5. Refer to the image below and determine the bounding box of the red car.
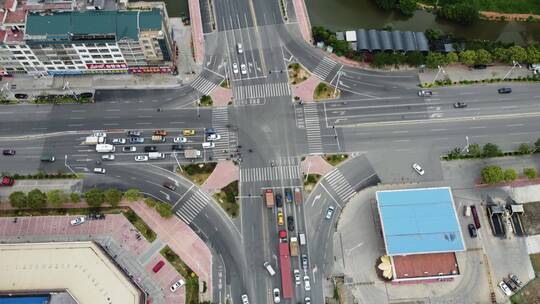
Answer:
[152,260,165,273]
[1,176,14,186]
[279,229,287,240]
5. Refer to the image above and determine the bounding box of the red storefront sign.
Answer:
[86,63,128,70]
[129,66,172,74]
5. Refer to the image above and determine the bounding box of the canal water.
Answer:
[153,0,540,44]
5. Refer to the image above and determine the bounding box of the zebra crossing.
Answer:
[191,76,218,95]
[211,107,231,160]
[175,190,210,224]
[304,103,323,154]
[241,165,300,182]
[325,169,356,202]
[233,82,290,100]
[313,57,338,81]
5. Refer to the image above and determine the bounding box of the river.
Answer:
[150,0,540,44]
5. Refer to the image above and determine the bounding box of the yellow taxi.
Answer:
[277,211,284,226]
[183,129,196,136]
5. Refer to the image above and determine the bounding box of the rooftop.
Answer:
[25,8,162,41]
[376,187,465,256]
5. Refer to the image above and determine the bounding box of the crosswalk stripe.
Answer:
[240,165,300,182]
[191,76,218,95]
[304,104,323,154]
[233,82,290,101]
[175,190,210,224]
[325,169,356,202]
[313,57,338,81]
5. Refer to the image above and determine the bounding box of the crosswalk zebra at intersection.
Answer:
[304,103,323,154]
[191,76,218,95]
[324,169,356,203]
[312,57,339,81]
[175,190,211,225]
[240,165,300,183]
[233,82,290,100]
[211,107,231,160]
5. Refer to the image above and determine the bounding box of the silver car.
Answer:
[325,206,335,219]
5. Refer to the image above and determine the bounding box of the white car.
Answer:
[93,132,107,137]
[241,294,249,304]
[294,269,301,285]
[304,297,311,304]
[233,63,239,74]
[304,275,311,291]
[237,43,243,54]
[418,90,432,97]
[412,163,425,175]
[70,216,86,226]
[173,137,188,143]
[325,206,335,219]
[93,168,106,174]
[498,281,512,296]
[273,288,280,303]
[240,64,247,75]
[101,154,115,161]
[170,279,185,292]
[135,155,149,162]
[202,142,215,149]
[112,138,126,145]
[206,134,221,141]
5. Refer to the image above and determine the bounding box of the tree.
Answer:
[483,143,502,157]
[447,147,462,159]
[518,143,532,155]
[85,188,104,208]
[437,3,479,25]
[492,48,509,63]
[535,138,540,152]
[70,192,81,204]
[445,52,458,64]
[311,26,333,44]
[475,49,492,65]
[459,50,476,66]
[27,189,47,209]
[481,166,504,184]
[508,46,528,63]
[425,52,447,69]
[332,40,350,56]
[503,168,518,182]
[123,189,142,202]
[9,191,27,209]
[47,190,68,208]
[399,0,417,16]
[405,51,425,67]
[156,202,173,218]
[375,0,397,10]
[104,188,122,207]
[527,46,540,64]
[468,143,482,157]
[524,168,537,179]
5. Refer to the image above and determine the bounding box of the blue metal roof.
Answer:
[376,187,465,256]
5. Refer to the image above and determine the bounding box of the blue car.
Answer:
[285,188,293,203]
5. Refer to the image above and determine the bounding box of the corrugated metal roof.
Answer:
[367,29,380,51]
[376,187,466,256]
[356,29,368,51]
[415,32,429,52]
[391,30,403,51]
[402,31,415,52]
[379,31,392,51]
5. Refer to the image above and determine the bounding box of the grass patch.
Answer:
[531,253,540,274]
[179,163,217,185]
[220,78,230,89]
[303,174,321,194]
[213,180,239,218]
[314,82,339,100]
[160,245,200,304]
[288,63,309,85]
[324,154,349,166]
[32,96,93,104]
[199,95,213,107]
[122,209,156,242]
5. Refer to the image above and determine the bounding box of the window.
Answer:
[32,62,39,65]
[82,55,90,58]
[24,50,31,54]
[113,54,122,58]
[13,51,22,54]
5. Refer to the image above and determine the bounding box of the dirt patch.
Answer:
[521,202,540,235]
[288,63,309,85]
[511,275,540,304]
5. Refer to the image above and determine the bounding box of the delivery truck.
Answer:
[148,152,165,159]
[96,144,115,153]
[289,236,299,256]
[265,189,275,208]
[184,149,201,159]
[151,135,166,142]
[84,136,105,145]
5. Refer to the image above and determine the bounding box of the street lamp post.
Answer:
[462,136,470,153]
[503,60,521,80]
[431,65,446,84]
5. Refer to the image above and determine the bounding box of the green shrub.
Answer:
[524,168,537,179]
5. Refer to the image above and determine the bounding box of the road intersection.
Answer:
[1,0,540,303]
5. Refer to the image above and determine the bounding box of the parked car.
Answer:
[272,288,280,303]
[3,149,15,156]
[453,102,467,108]
[418,90,432,97]
[14,93,28,99]
[412,163,425,175]
[163,182,176,191]
[473,64,487,69]
[170,279,185,292]
[112,138,126,144]
[126,130,142,137]
[468,224,477,238]
[40,155,55,162]
[325,206,335,219]
[509,274,522,287]
[183,129,196,136]
[498,87,512,94]
[504,278,518,291]
[1,176,14,186]
[123,146,136,152]
[70,216,86,226]
[144,146,158,152]
[129,137,144,144]
[135,155,149,162]
[152,261,165,273]
[498,281,512,296]
[287,216,295,231]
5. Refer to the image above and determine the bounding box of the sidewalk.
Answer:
[188,0,205,64]
[300,155,334,176]
[291,0,313,44]
[292,75,319,102]
[419,64,534,84]
[170,17,202,79]
[201,160,239,194]
[0,179,83,202]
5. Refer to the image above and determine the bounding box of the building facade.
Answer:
[0,1,174,76]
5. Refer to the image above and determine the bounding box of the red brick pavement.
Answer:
[292,0,313,44]
[188,0,204,63]
[300,155,334,176]
[291,75,319,102]
[201,160,239,194]
[210,86,233,107]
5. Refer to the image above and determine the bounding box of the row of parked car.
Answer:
[498,274,523,296]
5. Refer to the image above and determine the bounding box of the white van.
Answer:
[263,262,276,276]
[148,152,165,159]
[299,233,306,246]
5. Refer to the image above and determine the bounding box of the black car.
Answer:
[77,92,93,99]
[163,182,176,191]
[171,144,184,151]
[3,149,15,156]
[473,64,487,69]
[287,216,295,231]
[144,146,158,152]
[285,188,293,203]
[498,87,512,94]
[468,224,477,238]
[275,194,283,208]
[453,102,467,108]
[205,128,216,135]
[14,93,28,99]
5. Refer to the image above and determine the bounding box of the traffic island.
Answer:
[199,95,213,107]
[288,63,309,85]
[314,82,340,100]
[324,154,349,166]
[178,163,217,186]
[160,245,200,304]
[212,180,239,218]
[303,174,322,194]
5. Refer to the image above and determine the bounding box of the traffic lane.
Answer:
[430,82,540,99]
[252,0,282,26]
[258,26,288,73]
